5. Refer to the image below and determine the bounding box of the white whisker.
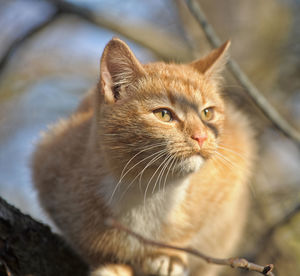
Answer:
[119,142,166,181]
[162,154,177,194]
[108,144,166,203]
[213,151,242,171]
[172,156,179,176]
[119,149,168,202]
[138,149,167,186]
[212,154,232,171]
[217,144,246,161]
[143,152,169,202]
[152,153,173,194]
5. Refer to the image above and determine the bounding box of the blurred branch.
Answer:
[186,0,300,145]
[266,202,300,237]
[106,218,275,276]
[0,10,60,76]
[0,0,192,82]
[249,202,300,260]
[48,0,192,62]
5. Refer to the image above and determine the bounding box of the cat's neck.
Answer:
[101,171,190,223]
[102,173,191,240]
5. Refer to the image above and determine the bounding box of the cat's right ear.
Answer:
[99,38,146,104]
[190,41,230,79]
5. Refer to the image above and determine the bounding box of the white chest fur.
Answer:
[100,174,190,240]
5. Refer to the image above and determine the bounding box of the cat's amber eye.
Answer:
[153,109,173,122]
[201,107,214,121]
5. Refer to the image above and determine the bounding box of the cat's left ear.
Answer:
[190,41,230,78]
[99,38,146,103]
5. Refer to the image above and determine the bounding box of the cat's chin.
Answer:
[177,155,205,175]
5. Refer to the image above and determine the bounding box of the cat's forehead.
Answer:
[142,62,221,106]
[145,62,201,84]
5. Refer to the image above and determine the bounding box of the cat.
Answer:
[32,38,256,276]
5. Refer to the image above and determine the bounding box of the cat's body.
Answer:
[32,38,256,276]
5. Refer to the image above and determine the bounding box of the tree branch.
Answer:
[248,202,300,261]
[185,0,300,145]
[0,197,88,276]
[48,0,192,62]
[0,10,60,76]
[0,195,276,276]
[0,0,192,80]
[105,218,275,276]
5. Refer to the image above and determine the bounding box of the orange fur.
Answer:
[32,38,256,276]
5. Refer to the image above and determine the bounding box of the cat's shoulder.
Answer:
[35,89,94,154]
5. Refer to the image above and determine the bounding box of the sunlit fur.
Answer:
[32,38,256,276]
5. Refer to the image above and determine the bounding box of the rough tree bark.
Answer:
[0,195,275,276]
[0,197,88,276]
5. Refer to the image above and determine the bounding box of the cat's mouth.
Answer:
[194,148,211,160]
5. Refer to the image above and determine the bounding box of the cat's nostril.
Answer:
[191,134,207,147]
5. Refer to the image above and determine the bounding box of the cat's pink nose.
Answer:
[191,133,207,147]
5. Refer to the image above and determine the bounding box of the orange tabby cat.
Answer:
[32,38,256,276]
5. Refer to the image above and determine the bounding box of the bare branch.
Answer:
[105,218,275,276]
[0,196,88,276]
[264,202,300,239]
[249,202,300,260]
[0,0,192,81]
[49,0,192,62]
[0,10,60,76]
[185,0,300,145]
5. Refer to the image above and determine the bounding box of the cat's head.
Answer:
[97,38,229,182]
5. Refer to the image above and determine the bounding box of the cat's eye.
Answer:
[201,107,214,121]
[153,109,173,122]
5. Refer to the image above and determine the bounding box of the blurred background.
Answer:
[0,0,299,275]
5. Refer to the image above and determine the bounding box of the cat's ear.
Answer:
[190,41,230,78]
[99,38,146,103]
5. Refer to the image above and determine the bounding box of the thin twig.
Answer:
[186,0,300,145]
[105,218,275,276]
[0,10,60,76]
